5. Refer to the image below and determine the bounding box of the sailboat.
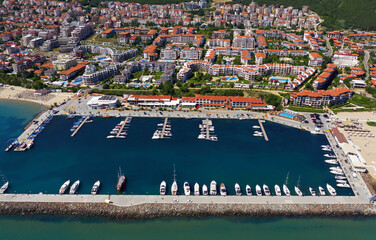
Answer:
[171,164,178,195]
[294,176,303,196]
[283,172,291,196]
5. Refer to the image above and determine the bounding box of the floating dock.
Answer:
[258,119,269,141]
[71,116,90,137]
[202,119,212,140]
[160,117,169,139]
[115,117,129,138]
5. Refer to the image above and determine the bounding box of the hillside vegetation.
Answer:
[232,0,376,31]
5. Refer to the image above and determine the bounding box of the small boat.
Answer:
[294,186,303,196]
[117,168,126,192]
[309,187,316,196]
[326,184,337,196]
[160,181,166,195]
[220,183,227,196]
[59,180,70,194]
[246,185,252,196]
[322,147,332,152]
[194,183,200,196]
[152,131,161,140]
[321,145,330,148]
[335,175,347,180]
[255,184,262,196]
[336,179,347,183]
[330,170,344,175]
[69,180,80,194]
[107,135,115,139]
[184,182,190,195]
[325,159,338,165]
[202,184,208,196]
[116,136,126,139]
[324,154,336,158]
[337,183,350,188]
[330,166,342,171]
[0,182,9,194]
[253,132,263,137]
[283,184,290,196]
[198,134,206,139]
[318,186,326,196]
[235,183,242,196]
[253,125,261,129]
[209,136,218,141]
[91,181,100,195]
[171,181,178,195]
[210,181,217,195]
[274,184,282,196]
[263,184,270,196]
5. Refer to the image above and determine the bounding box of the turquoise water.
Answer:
[0,104,351,196]
[2,99,375,239]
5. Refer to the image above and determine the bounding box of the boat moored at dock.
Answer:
[59,180,70,194]
[117,168,126,192]
[184,182,191,196]
[274,185,281,196]
[220,183,227,196]
[194,183,200,196]
[210,181,217,195]
[202,184,208,196]
[246,185,252,196]
[283,184,291,196]
[295,186,303,196]
[69,180,80,194]
[160,181,166,195]
[263,184,270,196]
[255,184,262,196]
[235,183,242,196]
[0,182,9,194]
[91,181,100,195]
[327,184,337,196]
[319,186,326,196]
[309,187,316,196]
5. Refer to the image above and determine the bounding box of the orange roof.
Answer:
[255,52,266,58]
[310,52,322,59]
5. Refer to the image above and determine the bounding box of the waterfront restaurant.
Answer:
[123,94,180,107]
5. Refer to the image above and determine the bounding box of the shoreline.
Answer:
[1,202,376,219]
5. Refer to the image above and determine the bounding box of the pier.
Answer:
[258,119,269,141]
[115,117,129,138]
[71,116,89,137]
[160,117,169,139]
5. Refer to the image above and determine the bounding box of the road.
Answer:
[364,50,370,80]
[324,35,333,57]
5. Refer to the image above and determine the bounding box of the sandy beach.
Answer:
[336,112,376,181]
[0,85,73,107]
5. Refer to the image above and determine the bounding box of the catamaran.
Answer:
[202,184,208,196]
[210,180,217,195]
[327,184,337,196]
[91,181,100,195]
[160,181,166,195]
[59,180,70,194]
[69,180,80,194]
[274,184,282,196]
[263,184,271,196]
[184,182,191,195]
[246,185,252,196]
[194,183,200,196]
[255,184,262,196]
[235,183,242,196]
[220,183,227,196]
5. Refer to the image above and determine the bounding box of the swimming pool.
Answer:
[97,57,107,61]
[270,77,289,82]
[280,112,294,119]
[225,76,238,81]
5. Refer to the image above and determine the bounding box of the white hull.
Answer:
[274,185,282,196]
[184,182,190,196]
[295,186,303,196]
[256,185,262,196]
[202,184,208,196]
[91,181,100,195]
[309,187,316,196]
[210,181,217,195]
[318,186,326,196]
[283,184,291,196]
[220,184,227,196]
[171,181,178,195]
[337,183,350,188]
[246,185,252,196]
[0,182,9,194]
[235,183,242,196]
[326,184,337,196]
[69,180,80,194]
[194,183,200,196]
[59,180,70,194]
[160,181,166,195]
[263,184,270,196]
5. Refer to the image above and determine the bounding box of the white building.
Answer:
[87,95,119,109]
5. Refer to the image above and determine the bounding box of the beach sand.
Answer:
[0,85,73,107]
[336,112,376,180]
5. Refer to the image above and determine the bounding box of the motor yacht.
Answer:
[263,184,271,196]
[235,183,242,196]
[202,184,208,196]
[274,184,282,196]
[160,181,166,195]
[91,181,100,195]
[326,184,337,196]
[318,186,326,196]
[246,185,252,196]
[255,184,262,196]
[194,183,200,196]
[184,182,191,195]
[220,183,227,196]
[210,181,217,195]
[309,187,316,196]
[59,180,70,194]
[69,180,80,194]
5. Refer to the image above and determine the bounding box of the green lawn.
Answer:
[287,106,327,113]
[367,122,376,127]
[348,93,376,109]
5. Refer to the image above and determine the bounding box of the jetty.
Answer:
[71,116,89,137]
[203,118,212,140]
[160,117,169,139]
[115,117,129,138]
[258,119,269,141]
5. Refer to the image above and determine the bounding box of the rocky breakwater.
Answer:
[1,202,376,219]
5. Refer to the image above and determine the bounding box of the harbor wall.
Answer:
[1,202,376,219]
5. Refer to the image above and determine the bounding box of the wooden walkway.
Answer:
[115,117,129,138]
[160,118,168,139]
[71,116,89,137]
[258,119,269,141]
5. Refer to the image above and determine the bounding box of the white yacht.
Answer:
[274,185,282,196]
[198,134,206,139]
[283,184,291,196]
[235,183,242,196]
[255,184,262,196]
[326,184,337,196]
[194,183,200,196]
[253,125,261,129]
[322,147,332,152]
[220,183,227,196]
[335,175,347,180]
[336,179,347,184]
[330,170,344,175]
[91,181,100,195]
[59,180,70,194]
[0,182,9,194]
[337,183,350,188]
[330,166,342,171]
[246,185,252,196]
[171,180,178,195]
[325,159,338,165]
[160,181,166,195]
[202,184,208,196]
[69,180,80,194]
[209,136,218,141]
[294,186,303,196]
[263,184,271,196]
[210,181,217,195]
[324,154,336,158]
[309,187,316,196]
[184,182,191,195]
[321,145,331,148]
[318,186,326,196]
[106,135,115,139]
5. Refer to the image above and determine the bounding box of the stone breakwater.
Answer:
[1,202,376,219]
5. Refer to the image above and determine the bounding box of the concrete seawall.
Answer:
[1,202,376,219]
